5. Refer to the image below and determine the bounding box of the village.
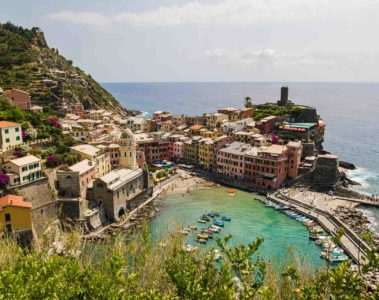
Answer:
[0,86,361,245]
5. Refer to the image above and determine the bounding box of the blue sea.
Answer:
[103,82,379,231]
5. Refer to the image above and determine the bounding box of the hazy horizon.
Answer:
[2,0,379,83]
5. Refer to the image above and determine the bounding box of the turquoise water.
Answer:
[150,186,326,268]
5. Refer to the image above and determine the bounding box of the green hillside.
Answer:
[0,22,137,116]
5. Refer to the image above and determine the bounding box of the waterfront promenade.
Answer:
[268,192,370,265]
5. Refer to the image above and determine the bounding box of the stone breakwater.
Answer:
[333,206,379,247]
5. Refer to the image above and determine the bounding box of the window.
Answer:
[5,213,11,222]
[15,127,19,132]
[4,129,9,134]
[5,138,10,143]
[16,136,20,141]
[22,166,28,172]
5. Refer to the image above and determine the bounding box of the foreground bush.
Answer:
[0,225,378,299]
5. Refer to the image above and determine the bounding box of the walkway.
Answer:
[268,193,369,265]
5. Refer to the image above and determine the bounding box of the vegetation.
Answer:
[0,22,133,115]
[254,104,305,121]
[0,225,378,299]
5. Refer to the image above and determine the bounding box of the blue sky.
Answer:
[1,0,379,82]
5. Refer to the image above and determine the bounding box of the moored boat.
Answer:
[222,215,231,221]
[213,219,224,227]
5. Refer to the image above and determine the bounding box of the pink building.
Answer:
[67,159,95,199]
[108,143,121,169]
[217,142,252,179]
[170,141,184,160]
[4,88,31,110]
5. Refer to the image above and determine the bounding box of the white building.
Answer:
[0,121,23,151]
[4,155,41,186]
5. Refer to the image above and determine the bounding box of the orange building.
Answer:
[0,194,32,235]
[4,88,32,110]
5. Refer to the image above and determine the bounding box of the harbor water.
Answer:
[150,186,326,268]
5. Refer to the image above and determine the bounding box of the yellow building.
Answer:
[200,129,219,139]
[198,138,214,170]
[0,194,32,235]
[184,137,201,164]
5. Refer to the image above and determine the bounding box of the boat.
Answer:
[222,215,231,221]
[265,201,275,208]
[207,212,215,218]
[210,225,221,232]
[208,227,220,233]
[309,226,324,234]
[201,215,211,222]
[213,220,224,227]
[328,253,349,263]
[304,220,316,227]
[196,238,207,244]
[189,225,197,230]
[197,233,209,240]
[278,205,289,211]
[197,219,207,223]
[212,211,220,217]
[288,213,301,219]
[309,232,324,240]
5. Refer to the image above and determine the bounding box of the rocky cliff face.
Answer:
[0,22,138,116]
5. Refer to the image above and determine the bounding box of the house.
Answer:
[256,116,278,134]
[221,118,254,134]
[0,121,23,151]
[217,142,252,179]
[70,144,111,178]
[4,155,42,186]
[0,194,32,235]
[91,168,146,221]
[4,88,31,110]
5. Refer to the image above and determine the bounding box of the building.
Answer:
[221,118,254,134]
[109,144,121,169]
[4,88,31,110]
[198,138,214,171]
[4,155,42,186]
[287,141,302,178]
[0,121,23,151]
[135,133,170,163]
[170,141,184,160]
[217,142,252,179]
[91,168,145,221]
[126,117,146,132]
[183,136,201,165]
[119,129,137,169]
[57,159,95,199]
[0,194,32,235]
[70,144,111,178]
[245,145,289,190]
[205,113,228,129]
[256,116,278,134]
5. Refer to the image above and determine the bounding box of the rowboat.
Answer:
[222,215,231,221]
[213,220,224,227]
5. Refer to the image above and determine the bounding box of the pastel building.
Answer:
[70,144,111,178]
[256,116,278,134]
[0,195,32,235]
[119,128,137,169]
[109,144,121,169]
[217,142,252,179]
[205,113,228,129]
[0,121,23,151]
[4,155,42,186]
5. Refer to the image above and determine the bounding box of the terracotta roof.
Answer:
[0,194,32,211]
[5,88,30,95]
[190,124,202,130]
[0,121,19,128]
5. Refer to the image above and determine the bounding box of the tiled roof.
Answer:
[9,155,40,166]
[0,194,32,211]
[0,121,19,128]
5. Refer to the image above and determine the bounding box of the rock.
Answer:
[339,161,356,170]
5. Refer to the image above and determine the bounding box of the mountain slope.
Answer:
[0,22,137,116]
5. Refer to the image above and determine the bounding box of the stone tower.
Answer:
[119,128,137,169]
[277,86,289,106]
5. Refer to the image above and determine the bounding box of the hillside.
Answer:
[0,22,137,116]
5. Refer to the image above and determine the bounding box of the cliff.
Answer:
[0,22,137,116]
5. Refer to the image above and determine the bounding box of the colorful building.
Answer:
[119,128,137,169]
[217,142,252,179]
[0,194,32,235]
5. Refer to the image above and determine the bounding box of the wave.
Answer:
[358,207,379,234]
[347,167,379,195]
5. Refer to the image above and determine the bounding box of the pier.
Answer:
[268,192,371,265]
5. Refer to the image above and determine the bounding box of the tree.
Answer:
[244,97,253,108]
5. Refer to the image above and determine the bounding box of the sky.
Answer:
[1,0,379,82]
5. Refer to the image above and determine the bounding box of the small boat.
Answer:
[309,226,323,234]
[201,215,210,222]
[208,227,220,233]
[212,211,220,217]
[207,212,215,218]
[210,225,221,232]
[197,233,209,240]
[196,238,207,244]
[222,215,231,222]
[213,220,224,227]
[289,213,300,219]
[265,201,275,208]
[329,253,349,263]
[304,220,316,227]
[189,225,197,230]
[197,219,207,224]
[278,205,289,211]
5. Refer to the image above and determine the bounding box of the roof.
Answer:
[287,141,302,148]
[69,159,94,175]
[9,155,40,166]
[100,168,143,191]
[0,195,32,211]
[261,144,287,155]
[5,88,30,95]
[285,123,317,129]
[219,141,253,155]
[0,121,19,128]
[71,144,100,157]
[190,124,203,130]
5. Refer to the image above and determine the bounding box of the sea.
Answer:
[103,82,379,234]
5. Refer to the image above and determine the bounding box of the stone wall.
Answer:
[311,154,340,189]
